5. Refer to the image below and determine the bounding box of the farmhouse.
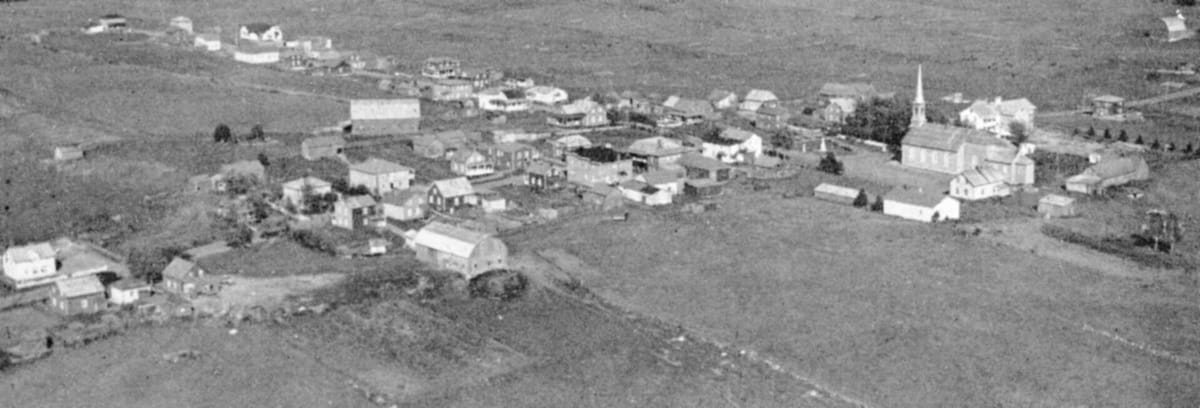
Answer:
[301,135,345,160]
[627,136,692,172]
[548,99,609,128]
[107,278,151,306]
[233,44,281,65]
[566,146,635,185]
[900,123,1034,185]
[422,57,461,79]
[949,167,1011,201]
[525,161,567,191]
[678,153,732,182]
[525,86,569,106]
[549,135,593,158]
[350,99,421,136]
[1038,194,1077,218]
[823,97,857,124]
[738,89,779,113]
[813,183,864,205]
[707,89,739,110]
[380,186,428,221]
[411,222,508,280]
[1162,10,1194,42]
[449,149,495,178]
[238,22,283,45]
[618,180,672,206]
[1065,156,1150,194]
[349,158,414,195]
[636,169,684,196]
[484,142,541,170]
[429,177,477,213]
[883,186,960,222]
[958,97,1037,137]
[161,257,221,298]
[332,195,380,230]
[426,79,474,102]
[1,243,56,289]
[700,127,763,163]
[49,275,106,315]
[281,176,332,207]
[477,88,531,112]
[662,96,715,124]
[193,32,221,51]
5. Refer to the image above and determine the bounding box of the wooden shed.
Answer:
[1037,194,1077,218]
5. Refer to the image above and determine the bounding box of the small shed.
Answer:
[108,278,151,305]
[813,183,862,205]
[301,135,346,160]
[53,145,84,161]
[1162,10,1194,43]
[1037,194,1077,218]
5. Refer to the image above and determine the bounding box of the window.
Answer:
[81,299,89,309]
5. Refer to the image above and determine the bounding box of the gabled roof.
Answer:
[1084,156,1150,180]
[281,176,331,191]
[162,257,201,280]
[490,142,536,153]
[997,98,1036,115]
[350,99,420,120]
[1093,95,1125,103]
[432,177,474,198]
[241,22,277,34]
[558,98,603,115]
[380,186,428,206]
[639,169,683,186]
[412,222,496,259]
[678,153,731,171]
[350,158,413,175]
[1163,15,1188,32]
[526,86,567,98]
[885,186,952,208]
[718,127,760,143]
[965,100,999,118]
[902,123,997,152]
[450,149,485,164]
[341,195,377,209]
[619,180,660,195]
[54,275,104,298]
[744,89,778,102]
[954,167,1006,187]
[827,97,857,113]
[4,242,55,263]
[109,277,150,291]
[552,135,592,148]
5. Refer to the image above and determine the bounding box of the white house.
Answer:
[238,22,283,45]
[618,180,673,206]
[281,176,332,207]
[450,149,495,177]
[476,88,531,112]
[193,32,221,51]
[949,167,1011,201]
[738,89,778,113]
[107,278,151,305]
[1,243,57,289]
[700,127,763,163]
[233,44,281,64]
[349,158,414,195]
[169,16,193,33]
[380,186,428,221]
[883,186,960,222]
[525,86,568,106]
[957,97,1037,137]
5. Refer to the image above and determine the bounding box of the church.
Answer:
[900,66,1035,186]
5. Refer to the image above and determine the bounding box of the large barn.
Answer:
[411,222,508,280]
[350,99,421,136]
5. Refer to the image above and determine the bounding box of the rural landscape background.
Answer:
[0,0,1198,407]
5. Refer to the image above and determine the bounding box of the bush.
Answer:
[817,152,843,175]
[870,195,884,212]
[468,270,529,301]
[290,229,337,255]
[852,189,869,208]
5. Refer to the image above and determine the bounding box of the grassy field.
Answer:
[505,188,1200,407]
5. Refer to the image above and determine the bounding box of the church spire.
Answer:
[911,65,927,128]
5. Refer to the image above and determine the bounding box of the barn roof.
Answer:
[902,123,999,152]
[432,177,474,198]
[412,222,495,259]
[350,99,420,120]
[350,158,412,175]
[55,275,104,298]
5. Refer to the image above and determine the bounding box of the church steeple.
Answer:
[911,65,927,128]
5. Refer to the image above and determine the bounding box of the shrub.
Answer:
[852,189,869,208]
[1135,135,1144,145]
[213,124,232,143]
[870,195,884,212]
[817,152,843,175]
[290,229,336,255]
[468,270,529,301]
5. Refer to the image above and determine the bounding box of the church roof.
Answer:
[903,124,993,151]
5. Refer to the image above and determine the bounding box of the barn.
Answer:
[1037,194,1077,218]
[411,222,508,280]
[350,99,421,136]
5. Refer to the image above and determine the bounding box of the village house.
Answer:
[477,88,531,112]
[813,183,865,206]
[1038,194,1077,218]
[883,186,961,222]
[52,145,83,161]
[949,166,1011,201]
[380,186,428,221]
[618,180,672,206]
[281,176,332,207]
[525,160,567,191]
[301,135,345,160]
[1065,156,1150,194]
[823,97,858,124]
[900,123,1034,185]
[332,195,380,230]
[284,35,333,54]
[738,89,779,113]
[233,44,281,64]
[754,105,792,129]
[958,97,1037,137]
[581,184,626,211]
[662,96,715,124]
[548,98,609,128]
[526,86,569,106]
[636,169,684,196]
[411,222,508,280]
[426,79,474,102]
[485,142,541,170]
[1091,95,1128,120]
[678,153,732,182]
[627,136,692,172]
[349,158,414,195]
[700,127,764,164]
[422,57,461,79]
[48,275,106,315]
[429,177,477,213]
[107,278,151,306]
[161,257,221,298]
[238,22,283,45]
[450,149,496,178]
[1162,10,1194,42]
[194,32,221,51]
[566,146,635,185]
[549,135,593,159]
[349,99,421,136]
[707,89,739,110]
[1,243,56,289]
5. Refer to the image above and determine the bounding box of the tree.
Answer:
[841,97,912,156]
[1177,0,1196,7]
[213,124,232,143]
[852,190,869,208]
[1086,126,1096,138]
[1103,128,1112,140]
[1135,135,1145,145]
[770,132,794,150]
[257,152,270,167]
[1151,139,1162,150]
[250,124,265,141]
[870,195,884,212]
[223,174,259,196]
[1185,143,1194,154]
[127,245,186,283]
[1008,122,1028,145]
[1117,131,1128,142]
[817,152,844,175]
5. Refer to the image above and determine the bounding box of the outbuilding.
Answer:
[813,183,864,205]
[411,222,508,280]
[350,99,421,136]
[301,135,345,160]
[108,278,151,305]
[1037,194,1077,218]
[49,275,106,315]
[883,186,960,222]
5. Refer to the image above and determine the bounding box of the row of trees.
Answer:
[213,124,266,144]
[1075,126,1195,153]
